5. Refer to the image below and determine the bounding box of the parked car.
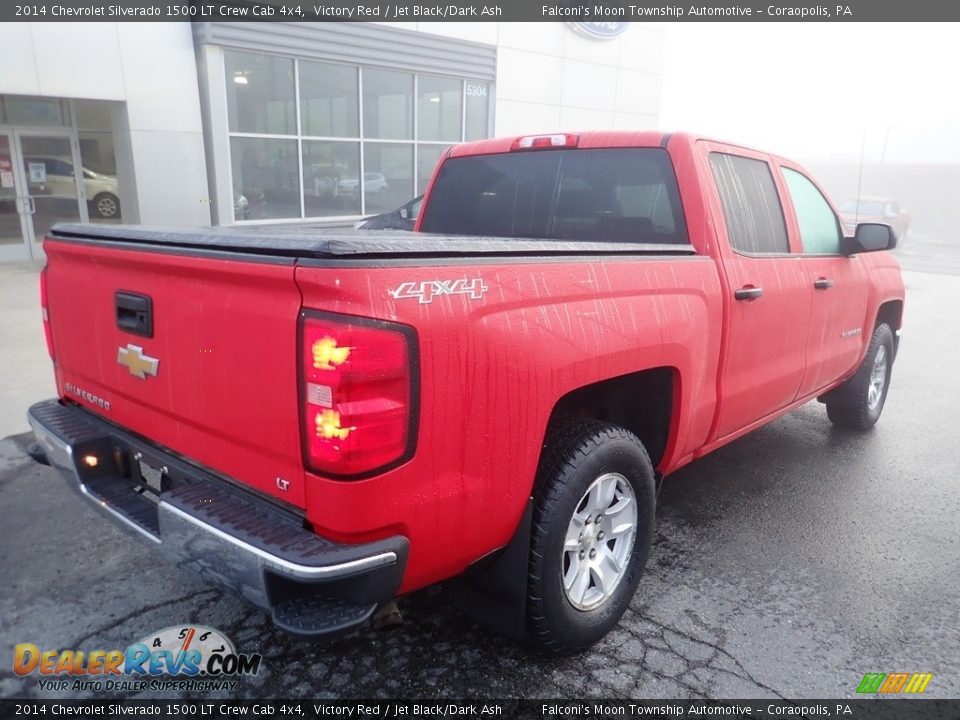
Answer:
[838,196,910,240]
[356,195,423,231]
[337,172,388,197]
[30,131,903,654]
[24,155,120,219]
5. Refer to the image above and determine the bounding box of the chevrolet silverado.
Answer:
[29,131,904,654]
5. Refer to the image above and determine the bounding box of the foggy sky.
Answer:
[660,23,960,165]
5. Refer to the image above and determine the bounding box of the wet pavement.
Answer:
[1,264,958,701]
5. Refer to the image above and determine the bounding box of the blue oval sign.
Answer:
[569,21,630,40]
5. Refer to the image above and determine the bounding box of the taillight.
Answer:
[300,311,417,478]
[40,265,55,360]
[510,133,579,151]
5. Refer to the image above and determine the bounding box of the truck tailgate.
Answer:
[43,238,307,508]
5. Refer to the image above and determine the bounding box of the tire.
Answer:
[527,418,656,655]
[94,192,120,219]
[826,323,895,431]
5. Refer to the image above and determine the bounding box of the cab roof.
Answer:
[445,131,790,162]
[446,130,672,158]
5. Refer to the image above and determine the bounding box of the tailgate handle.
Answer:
[116,292,153,338]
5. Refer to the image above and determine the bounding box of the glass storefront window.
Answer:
[73,99,114,132]
[364,143,413,214]
[1,136,20,246]
[417,145,449,195]
[73,100,123,224]
[300,61,359,138]
[465,81,490,142]
[230,137,299,220]
[418,76,462,143]
[19,136,82,242]
[223,53,492,222]
[363,69,413,140]
[303,140,361,217]
[225,51,295,135]
[4,96,67,126]
[79,132,122,222]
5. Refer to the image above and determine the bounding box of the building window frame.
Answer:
[220,48,494,226]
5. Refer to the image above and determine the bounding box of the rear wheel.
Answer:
[527,419,655,654]
[826,323,895,430]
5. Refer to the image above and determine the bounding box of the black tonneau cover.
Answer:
[51,223,696,260]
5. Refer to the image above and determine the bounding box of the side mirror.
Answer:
[842,223,897,255]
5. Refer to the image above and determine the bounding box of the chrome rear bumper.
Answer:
[28,399,407,638]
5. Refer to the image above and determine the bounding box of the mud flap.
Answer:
[451,499,532,640]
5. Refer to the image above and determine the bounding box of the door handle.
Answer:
[734,286,764,301]
[814,277,834,290]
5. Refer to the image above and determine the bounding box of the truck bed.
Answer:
[51,223,696,261]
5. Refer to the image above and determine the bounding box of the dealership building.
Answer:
[0,21,665,263]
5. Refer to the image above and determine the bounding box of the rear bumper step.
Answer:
[28,399,407,639]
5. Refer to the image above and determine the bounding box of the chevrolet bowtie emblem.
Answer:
[117,344,159,380]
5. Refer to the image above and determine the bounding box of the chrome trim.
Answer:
[28,413,73,470]
[158,501,397,580]
[27,411,162,545]
[28,402,400,618]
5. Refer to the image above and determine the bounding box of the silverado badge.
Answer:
[117,344,159,380]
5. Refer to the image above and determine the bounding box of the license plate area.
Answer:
[133,454,169,504]
[102,438,203,506]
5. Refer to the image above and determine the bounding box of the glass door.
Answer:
[17,131,87,258]
[0,132,32,261]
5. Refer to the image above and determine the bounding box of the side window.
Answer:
[31,158,71,177]
[782,168,842,254]
[709,153,789,254]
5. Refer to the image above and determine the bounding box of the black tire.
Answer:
[825,323,895,431]
[527,418,656,655]
[94,192,120,219]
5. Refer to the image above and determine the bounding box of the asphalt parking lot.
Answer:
[1,247,958,701]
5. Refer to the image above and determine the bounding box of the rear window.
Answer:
[419,148,688,244]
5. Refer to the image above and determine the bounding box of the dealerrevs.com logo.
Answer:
[14,625,262,693]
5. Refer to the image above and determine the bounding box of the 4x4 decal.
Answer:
[390,279,489,304]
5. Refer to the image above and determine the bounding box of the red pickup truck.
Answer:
[29,132,904,654]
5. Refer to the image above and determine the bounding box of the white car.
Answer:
[25,155,120,219]
[337,172,389,196]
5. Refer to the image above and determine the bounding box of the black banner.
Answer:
[1,700,959,720]
[4,0,960,22]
